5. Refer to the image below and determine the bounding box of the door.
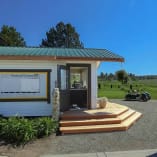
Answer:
[57,65,70,111]
[67,64,91,109]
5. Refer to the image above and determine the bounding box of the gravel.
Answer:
[47,99,157,154]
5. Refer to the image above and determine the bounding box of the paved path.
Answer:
[40,149,157,157]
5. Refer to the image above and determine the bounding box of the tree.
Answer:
[129,73,136,81]
[100,72,105,80]
[41,22,84,48]
[115,70,128,84]
[0,25,26,46]
[108,73,114,81]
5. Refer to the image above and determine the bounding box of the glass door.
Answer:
[57,65,70,111]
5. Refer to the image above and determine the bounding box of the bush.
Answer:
[0,117,7,137]
[33,117,58,138]
[0,117,58,145]
[1,117,36,145]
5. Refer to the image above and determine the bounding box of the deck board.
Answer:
[59,102,142,134]
[60,109,136,127]
[122,112,142,128]
[60,103,129,120]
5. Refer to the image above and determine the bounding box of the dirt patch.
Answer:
[0,134,56,157]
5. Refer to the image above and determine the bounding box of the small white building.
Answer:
[0,47,124,116]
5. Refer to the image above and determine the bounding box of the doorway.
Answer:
[68,64,91,109]
[58,64,91,111]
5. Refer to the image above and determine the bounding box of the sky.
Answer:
[0,0,157,75]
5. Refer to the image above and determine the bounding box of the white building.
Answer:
[0,47,124,116]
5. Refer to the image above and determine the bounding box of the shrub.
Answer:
[0,117,7,137]
[1,117,36,145]
[32,117,58,138]
[0,117,58,145]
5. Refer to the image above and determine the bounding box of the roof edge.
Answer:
[0,55,124,62]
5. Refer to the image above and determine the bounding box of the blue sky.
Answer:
[0,0,157,75]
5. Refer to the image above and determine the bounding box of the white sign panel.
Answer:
[0,71,48,100]
[0,74,40,93]
[20,78,40,92]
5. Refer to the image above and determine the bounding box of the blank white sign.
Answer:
[0,74,40,93]
[20,78,40,92]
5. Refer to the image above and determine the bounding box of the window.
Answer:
[60,69,67,90]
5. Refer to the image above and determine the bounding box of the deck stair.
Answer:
[59,103,142,134]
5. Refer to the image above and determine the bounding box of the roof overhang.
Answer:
[0,47,125,62]
[0,55,124,62]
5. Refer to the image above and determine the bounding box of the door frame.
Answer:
[67,63,91,109]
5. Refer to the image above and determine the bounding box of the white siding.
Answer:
[0,60,98,116]
[0,102,52,116]
[0,60,58,116]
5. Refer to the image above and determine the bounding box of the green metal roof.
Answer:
[0,47,124,62]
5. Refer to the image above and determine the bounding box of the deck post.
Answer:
[52,88,60,120]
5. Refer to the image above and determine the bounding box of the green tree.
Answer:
[108,73,114,81]
[129,73,137,81]
[41,22,84,48]
[115,70,128,84]
[100,72,105,80]
[0,25,26,46]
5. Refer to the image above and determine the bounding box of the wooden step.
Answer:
[60,109,136,127]
[122,112,142,129]
[60,123,124,134]
[60,118,121,127]
[60,112,142,134]
[60,108,129,120]
[118,109,136,121]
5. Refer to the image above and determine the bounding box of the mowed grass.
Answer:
[98,79,157,99]
[98,84,126,99]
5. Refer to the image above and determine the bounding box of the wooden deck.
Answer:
[60,103,129,120]
[59,102,142,134]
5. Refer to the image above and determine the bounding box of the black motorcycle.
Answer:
[125,91,151,102]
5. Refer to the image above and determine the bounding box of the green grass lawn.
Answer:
[98,79,157,99]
